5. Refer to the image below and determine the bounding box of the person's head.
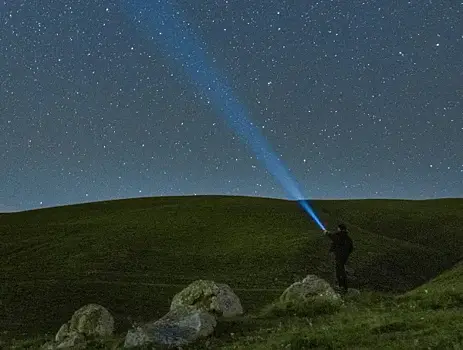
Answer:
[337,224,347,232]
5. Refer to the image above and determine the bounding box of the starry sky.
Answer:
[1,1,462,212]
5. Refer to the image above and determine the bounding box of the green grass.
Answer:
[0,195,462,348]
[212,263,463,349]
[398,261,463,310]
[260,297,342,319]
[217,307,463,350]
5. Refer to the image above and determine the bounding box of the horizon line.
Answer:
[2,193,462,213]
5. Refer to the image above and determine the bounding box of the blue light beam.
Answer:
[122,1,326,231]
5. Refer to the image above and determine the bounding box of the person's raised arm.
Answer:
[323,230,335,240]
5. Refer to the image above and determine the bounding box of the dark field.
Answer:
[1,196,462,348]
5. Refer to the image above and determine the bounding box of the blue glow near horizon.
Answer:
[122,1,326,231]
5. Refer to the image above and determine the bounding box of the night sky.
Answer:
[1,1,462,212]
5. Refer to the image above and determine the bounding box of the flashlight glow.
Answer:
[122,1,325,231]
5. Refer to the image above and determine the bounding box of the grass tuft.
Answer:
[261,298,341,319]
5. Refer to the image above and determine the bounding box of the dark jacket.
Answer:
[327,230,353,261]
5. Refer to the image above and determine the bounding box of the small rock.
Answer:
[45,304,114,349]
[69,303,114,338]
[345,288,361,298]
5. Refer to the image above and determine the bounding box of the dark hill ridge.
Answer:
[0,195,462,337]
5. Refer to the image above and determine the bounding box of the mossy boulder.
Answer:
[124,305,216,348]
[42,304,114,349]
[170,280,243,317]
[281,275,341,303]
[68,303,114,338]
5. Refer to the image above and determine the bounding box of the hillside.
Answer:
[209,261,463,349]
[1,195,462,343]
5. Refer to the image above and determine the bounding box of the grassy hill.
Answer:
[210,261,463,349]
[0,195,462,347]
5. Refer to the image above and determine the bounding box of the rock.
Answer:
[124,326,151,348]
[68,303,114,338]
[55,323,69,343]
[56,332,86,349]
[41,342,57,350]
[42,332,87,350]
[44,304,113,349]
[124,305,217,348]
[280,274,341,303]
[345,288,361,298]
[170,280,243,317]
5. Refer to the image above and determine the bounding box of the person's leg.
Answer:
[331,252,337,286]
[335,258,348,292]
[335,259,342,287]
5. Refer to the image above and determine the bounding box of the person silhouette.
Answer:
[323,224,354,294]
